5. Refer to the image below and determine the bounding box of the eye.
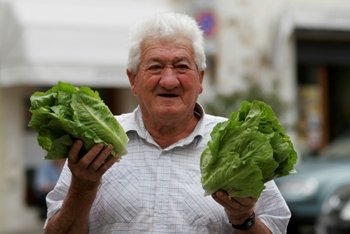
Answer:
[147,65,163,74]
[149,65,162,70]
[175,64,190,73]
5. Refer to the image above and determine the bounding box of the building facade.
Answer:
[1,0,350,231]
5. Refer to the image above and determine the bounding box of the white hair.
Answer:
[126,12,206,74]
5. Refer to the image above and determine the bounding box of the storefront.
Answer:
[272,9,350,156]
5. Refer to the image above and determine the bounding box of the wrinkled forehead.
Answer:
[140,39,195,66]
[141,35,192,49]
[140,37,194,57]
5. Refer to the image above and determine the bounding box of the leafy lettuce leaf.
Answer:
[200,100,298,198]
[28,81,129,160]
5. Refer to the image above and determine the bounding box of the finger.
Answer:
[80,143,104,167]
[213,191,242,210]
[212,191,231,208]
[218,190,241,205]
[234,196,257,206]
[212,194,227,207]
[88,144,114,171]
[98,154,119,174]
[68,140,84,164]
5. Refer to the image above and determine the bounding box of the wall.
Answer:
[0,87,41,232]
[215,0,350,94]
[210,0,350,151]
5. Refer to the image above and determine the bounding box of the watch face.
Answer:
[246,219,254,228]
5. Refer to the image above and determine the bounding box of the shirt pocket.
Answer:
[90,167,140,225]
[182,170,233,234]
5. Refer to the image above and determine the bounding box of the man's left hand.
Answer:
[212,190,257,225]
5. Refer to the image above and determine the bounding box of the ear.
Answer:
[127,69,137,96]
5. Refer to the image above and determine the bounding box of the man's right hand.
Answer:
[44,140,118,234]
[68,140,118,191]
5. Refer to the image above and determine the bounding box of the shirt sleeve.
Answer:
[43,162,71,228]
[255,180,291,234]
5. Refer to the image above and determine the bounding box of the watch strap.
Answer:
[230,212,255,230]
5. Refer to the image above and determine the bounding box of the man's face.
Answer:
[127,38,204,121]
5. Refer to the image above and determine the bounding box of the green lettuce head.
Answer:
[28,81,129,160]
[200,100,298,198]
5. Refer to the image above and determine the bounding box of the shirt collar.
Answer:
[123,103,207,148]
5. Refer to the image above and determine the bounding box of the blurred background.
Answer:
[1,0,350,233]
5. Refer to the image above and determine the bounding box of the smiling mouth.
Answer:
[159,94,178,98]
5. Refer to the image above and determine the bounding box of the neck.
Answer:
[144,113,200,149]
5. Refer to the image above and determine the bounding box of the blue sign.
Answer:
[196,11,216,38]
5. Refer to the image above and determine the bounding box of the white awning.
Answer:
[0,0,172,87]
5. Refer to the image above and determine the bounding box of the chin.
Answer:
[156,107,183,118]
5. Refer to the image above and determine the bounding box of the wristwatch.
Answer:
[230,212,255,230]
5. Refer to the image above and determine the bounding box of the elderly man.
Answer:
[44,12,290,234]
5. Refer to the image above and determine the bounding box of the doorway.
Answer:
[296,30,350,155]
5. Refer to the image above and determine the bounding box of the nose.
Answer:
[159,67,180,89]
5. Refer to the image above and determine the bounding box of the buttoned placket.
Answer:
[152,150,172,233]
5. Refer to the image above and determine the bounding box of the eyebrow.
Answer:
[147,57,192,64]
[174,57,192,64]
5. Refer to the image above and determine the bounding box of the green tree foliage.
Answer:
[204,78,288,119]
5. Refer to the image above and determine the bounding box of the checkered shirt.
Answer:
[45,104,291,234]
